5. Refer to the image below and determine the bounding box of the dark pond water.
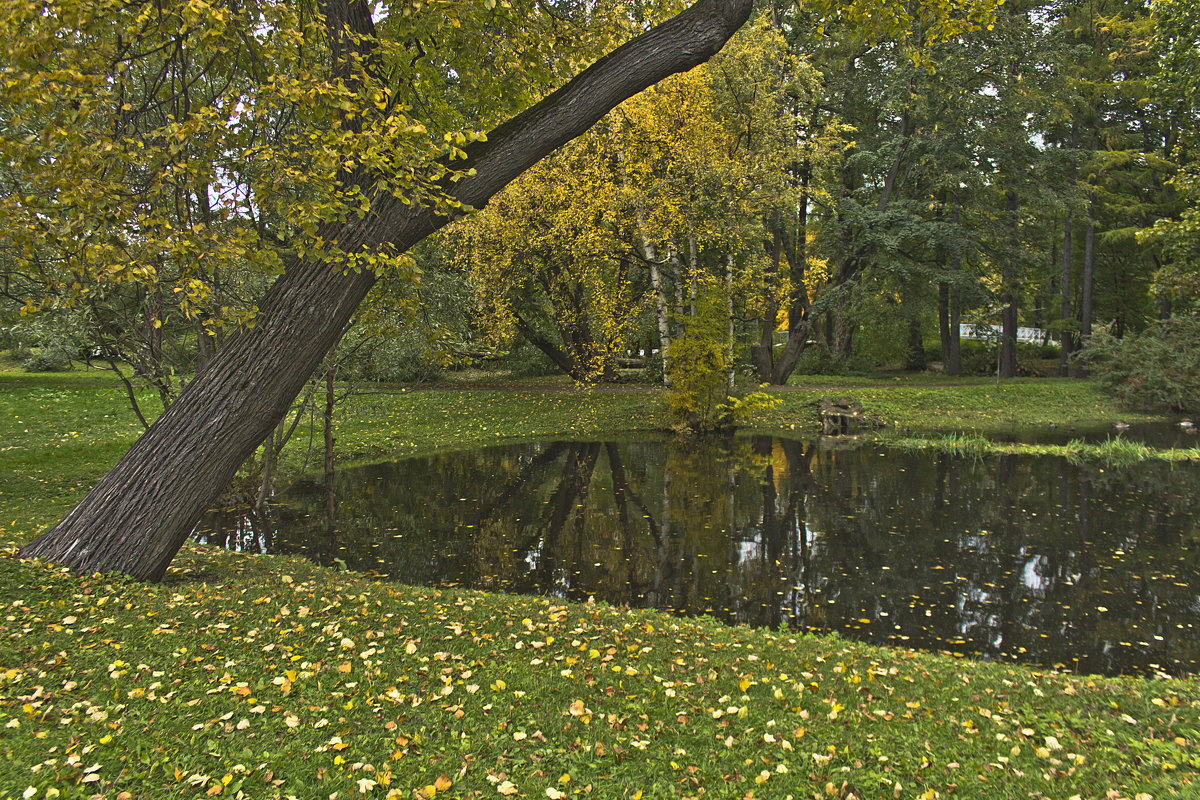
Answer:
[196,436,1200,677]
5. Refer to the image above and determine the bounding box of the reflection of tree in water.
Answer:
[194,509,276,555]
[797,448,1200,675]
[195,436,1200,675]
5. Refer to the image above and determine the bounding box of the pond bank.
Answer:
[329,376,1174,465]
[0,371,1177,533]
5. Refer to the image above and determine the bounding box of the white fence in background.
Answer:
[959,324,1057,346]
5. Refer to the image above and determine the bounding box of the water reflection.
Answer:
[196,437,1200,676]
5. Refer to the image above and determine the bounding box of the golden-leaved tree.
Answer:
[449,122,637,382]
[454,19,824,388]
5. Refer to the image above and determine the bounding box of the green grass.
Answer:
[766,377,1165,434]
[328,387,662,463]
[892,432,1200,467]
[0,372,153,531]
[3,368,1198,798]
[2,545,1198,800]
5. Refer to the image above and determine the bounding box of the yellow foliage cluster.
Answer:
[0,0,633,336]
[449,18,845,382]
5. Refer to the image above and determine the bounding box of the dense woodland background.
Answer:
[3,0,1199,404]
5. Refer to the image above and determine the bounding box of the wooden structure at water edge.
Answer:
[818,397,883,435]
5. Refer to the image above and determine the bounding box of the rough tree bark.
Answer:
[20,0,754,580]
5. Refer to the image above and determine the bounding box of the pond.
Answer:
[196,435,1200,677]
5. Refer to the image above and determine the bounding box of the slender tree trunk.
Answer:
[622,136,674,382]
[688,231,699,318]
[1076,188,1096,376]
[768,168,813,385]
[636,210,673,383]
[196,320,217,375]
[948,283,961,377]
[138,287,164,382]
[937,197,961,376]
[1080,192,1096,340]
[20,0,754,580]
[725,252,735,390]
[905,316,924,371]
[667,235,685,319]
[752,228,782,382]
[1058,209,1073,376]
[832,305,855,358]
[999,190,1019,379]
[254,419,284,514]
[829,58,860,360]
[789,163,810,334]
[938,282,951,367]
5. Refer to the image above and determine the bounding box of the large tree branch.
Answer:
[343,0,755,250]
[20,0,754,580]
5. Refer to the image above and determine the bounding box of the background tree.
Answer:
[450,120,636,382]
[1138,0,1200,311]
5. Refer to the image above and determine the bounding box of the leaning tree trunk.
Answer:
[20,0,754,580]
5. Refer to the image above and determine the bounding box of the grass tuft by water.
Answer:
[892,432,1200,467]
[893,431,993,460]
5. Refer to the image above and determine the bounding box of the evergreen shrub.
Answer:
[1081,315,1200,413]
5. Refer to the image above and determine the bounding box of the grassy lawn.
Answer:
[0,372,154,532]
[2,545,1198,800]
[770,376,1167,433]
[1,367,1197,799]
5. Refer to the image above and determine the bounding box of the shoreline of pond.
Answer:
[198,434,1200,678]
[1,370,1184,534]
[317,376,1184,469]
